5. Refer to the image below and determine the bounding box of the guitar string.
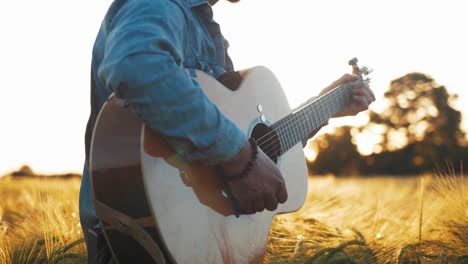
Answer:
[257,77,366,151]
[256,85,347,156]
[258,79,361,157]
[254,83,344,147]
[253,79,358,147]
[258,86,350,157]
[262,85,352,156]
[256,83,353,157]
[257,77,369,158]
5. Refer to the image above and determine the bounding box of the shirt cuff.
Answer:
[198,121,246,165]
[167,118,246,166]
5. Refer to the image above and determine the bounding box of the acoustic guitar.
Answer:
[89,59,371,263]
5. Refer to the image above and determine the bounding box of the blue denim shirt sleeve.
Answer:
[97,0,245,165]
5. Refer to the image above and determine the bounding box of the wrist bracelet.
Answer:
[216,138,259,182]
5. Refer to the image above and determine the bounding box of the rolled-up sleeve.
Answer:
[97,0,245,165]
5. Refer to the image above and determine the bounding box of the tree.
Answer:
[308,73,467,176]
[366,73,465,171]
[367,73,465,152]
[308,126,363,176]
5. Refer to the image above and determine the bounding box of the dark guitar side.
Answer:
[89,97,170,263]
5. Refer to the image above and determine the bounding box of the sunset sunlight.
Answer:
[1,0,467,263]
[1,0,468,174]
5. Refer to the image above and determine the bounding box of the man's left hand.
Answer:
[319,74,375,118]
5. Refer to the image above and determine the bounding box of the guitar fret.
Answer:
[320,106,325,123]
[299,113,307,141]
[280,120,291,154]
[312,104,318,129]
[294,114,302,146]
[327,97,333,116]
[280,132,289,155]
[325,98,330,117]
[274,80,362,155]
[323,98,328,117]
[300,115,306,139]
[294,112,304,147]
[304,111,311,138]
[284,120,293,153]
[295,113,302,144]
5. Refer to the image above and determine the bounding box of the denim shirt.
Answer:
[80,0,245,245]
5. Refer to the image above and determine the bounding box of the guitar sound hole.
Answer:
[250,123,280,164]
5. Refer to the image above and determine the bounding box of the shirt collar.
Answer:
[183,0,209,8]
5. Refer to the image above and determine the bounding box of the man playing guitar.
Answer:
[80,0,375,262]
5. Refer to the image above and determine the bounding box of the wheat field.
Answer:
[0,174,466,264]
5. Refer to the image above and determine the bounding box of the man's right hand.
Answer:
[218,139,288,214]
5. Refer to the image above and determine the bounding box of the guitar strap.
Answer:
[94,200,167,264]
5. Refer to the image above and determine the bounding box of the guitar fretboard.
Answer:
[271,80,361,155]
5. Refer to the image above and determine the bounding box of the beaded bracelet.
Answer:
[216,138,259,182]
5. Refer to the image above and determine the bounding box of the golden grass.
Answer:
[266,175,468,263]
[0,174,466,263]
[0,177,85,264]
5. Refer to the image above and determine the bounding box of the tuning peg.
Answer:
[360,66,373,76]
[348,57,358,66]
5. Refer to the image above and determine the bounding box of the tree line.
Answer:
[308,73,468,176]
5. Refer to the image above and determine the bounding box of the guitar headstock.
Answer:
[348,57,372,85]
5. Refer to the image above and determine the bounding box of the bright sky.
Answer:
[1,0,467,175]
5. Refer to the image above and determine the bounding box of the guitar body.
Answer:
[90,66,308,263]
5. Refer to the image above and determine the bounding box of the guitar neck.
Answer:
[271,79,361,155]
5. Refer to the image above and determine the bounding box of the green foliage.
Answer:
[11,165,34,177]
[309,73,468,176]
[2,238,85,264]
[305,240,377,264]
[0,178,85,264]
[310,127,362,175]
